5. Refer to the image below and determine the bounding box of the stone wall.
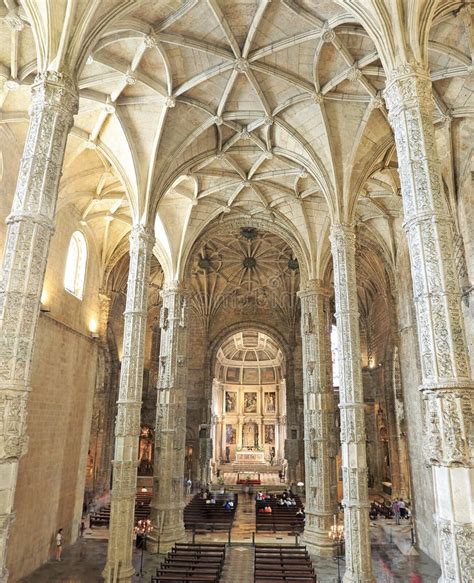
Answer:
[6,315,97,581]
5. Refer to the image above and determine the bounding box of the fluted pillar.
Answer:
[298,280,338,555]
[102,225,154,582]
[384,64,473,583]
[149,283,188,551]
[330,224,374,583]
[0,71,78,582]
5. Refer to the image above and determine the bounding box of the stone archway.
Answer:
[209,327,289,486]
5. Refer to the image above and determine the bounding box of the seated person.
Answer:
[369,503,378,521]
[278,498,285,506]
[264,505,272,513]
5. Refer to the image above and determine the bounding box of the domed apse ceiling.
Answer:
[215,329,284,385]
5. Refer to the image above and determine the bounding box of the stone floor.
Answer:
[19,495,441,582]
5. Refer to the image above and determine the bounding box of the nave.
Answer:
[0,1,473,582]
[19,492,442,583]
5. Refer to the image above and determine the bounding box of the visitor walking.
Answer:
[392,499,401,525]
[55,529,63,561]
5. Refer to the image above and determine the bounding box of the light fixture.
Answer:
[329,518,345,583]
[134,519,153,577]
[89,318,99,338]
[40,289,50,313]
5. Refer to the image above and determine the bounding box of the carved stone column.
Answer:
[149,284,188,552]
[102,225,154,582]
[298,280,337,555]
[284,350,299,485]
[87,292,113,498]
[384,64,473,583]
[330,224,374,583]
[0,71,78,582]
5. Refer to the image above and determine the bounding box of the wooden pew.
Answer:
[254,545,317,583]
[153,543,226,583]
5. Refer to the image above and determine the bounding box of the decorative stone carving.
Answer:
[149,284,189,552]
[103,225,154,582]
[322,28,336,43]
[368,93,384,112]
[0,71,78,582]
[347,66,362,82]
[144,34,157,49]
[3,10,24,31]
[234,57,249,73]
[298,281,338,556]
[384,64,474,583]
[330,225,373,583]
[124,69,136,85]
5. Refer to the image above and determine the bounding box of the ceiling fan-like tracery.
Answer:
[189,226,300,329]
[0,0,472,288]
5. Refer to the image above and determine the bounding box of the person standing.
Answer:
[186,478,192,495]
[392,499,401,525]
[55,529,63,561]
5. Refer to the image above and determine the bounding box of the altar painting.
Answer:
[243,392,257,413]
[226,424,236,444]
[264,392,276,413]
[225,391,236,413]
[264,424,275,444]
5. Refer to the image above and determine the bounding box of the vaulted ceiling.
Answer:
[0,0,472,289]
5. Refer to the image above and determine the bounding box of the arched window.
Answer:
[64,231,87,299]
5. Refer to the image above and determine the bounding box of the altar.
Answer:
[235,449,266,464]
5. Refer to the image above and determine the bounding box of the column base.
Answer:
[301,528,336,557]
[102,562,135,583]
[147,526,187,554]
[343,570,375,583]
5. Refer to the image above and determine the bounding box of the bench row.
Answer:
[152,543,226,583]
[254,545,317,583]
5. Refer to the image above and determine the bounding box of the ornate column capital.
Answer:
[329,223,355,247]
[383,62,433,116]
[160,281,189,297]
[30,71,79,119]
[129,223,155,249]
[297,279,330,299]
